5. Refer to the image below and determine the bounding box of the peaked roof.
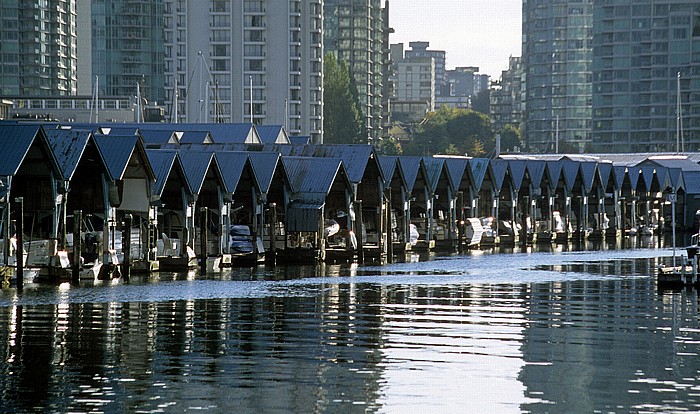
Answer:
[640,166,657,192]
[0,125,56,177]
[562,159,580,191]
[44,128,93,181]
[597,162,613,188]
[508,159,527,191]
[441,157,469,191]
[422,157,446,193]
[282,156,345,195]
[546,160,563,190]
[490,159,509,191]
[469,158,489,191]
[178,151,223,194]
[94,134,139,181]
[179,130,214,144]
[580,161,597,193]
[398,156,425,194]
[613,166,627,189]
[214,151,255,194]
[628,166,641,191]
[256,125,290,144]
[145,149,190,196]
[248,152,284,194]
[140,129,177,145]
[526,160,546,189]
[379,156,399,187]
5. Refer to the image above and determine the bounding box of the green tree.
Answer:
[404,106,494,156]
[471,89,491,115]
[498,124,522,152]
[381,138,403,155]
[323,53,365,144]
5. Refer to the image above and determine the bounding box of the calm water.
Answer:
[1,244,699,413]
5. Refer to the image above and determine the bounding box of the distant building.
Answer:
[404,41,448,96]
[0,0,78,96]
[392,53,435,122]
[436,67,490,110]
[324,0,391,144]
[7,96,138,123]
[78,0,167,104]
[163,0,323,143]
[522,0,593,153]
[490,57,523,133]
[591,1,700,152]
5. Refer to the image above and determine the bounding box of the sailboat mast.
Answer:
[677,72,681,153]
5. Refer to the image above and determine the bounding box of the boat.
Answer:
[229,225,264,266]
[464,218,484,247]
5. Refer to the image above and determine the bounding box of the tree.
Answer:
[323,53,365,144]
[498,124,522,152]
[403,106,494,156]
[471,89,491,115]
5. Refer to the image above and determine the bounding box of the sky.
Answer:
[389,0,522,78]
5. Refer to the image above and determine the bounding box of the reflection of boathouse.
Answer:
[2,120,700,276]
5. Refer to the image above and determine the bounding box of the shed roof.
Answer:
[490,159,508,191]
[214,151,254,194]
[422,157,446,193]
[0,125,54,177]
[469,158,489,191]
[283,156,344,196]
[526,160,546,189]
[256,125,290,144]
[178,151,223,194]
[508,159,527,191]
[145,149,189,196]
[44,128,92,181]
[248,152,283,194]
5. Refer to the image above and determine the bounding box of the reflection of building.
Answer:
[163,0,323,143]
[0,0,78,96]
[324,0,391,143]
[490,57,523,132]
[591,1,700,152]
[522,0,593,152]
[78,0,166,104]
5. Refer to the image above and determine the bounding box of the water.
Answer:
[1,246,699,413]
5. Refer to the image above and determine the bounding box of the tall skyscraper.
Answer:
[0,0,78,96]
[405,41,447,96]
[324,0,390,143]
[522,0,593,153]
[164,0,323,142]
[86,0,166,104]
[490,56,523,133]
[591,1,700,152]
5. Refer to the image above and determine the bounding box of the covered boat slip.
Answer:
[1,121,699,276]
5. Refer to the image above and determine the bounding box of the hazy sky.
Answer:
[390,0,522,77]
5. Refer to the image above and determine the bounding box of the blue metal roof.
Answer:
[140,129,176,145]
[379,156,399,187]
[640,166,656,192]
[94,134,139,181]
[580,161,597,193]
[248,152,283,194]
[0,125,44,176]
[145,149,189,196]
[441,157,469,191]
[546,161,563,191]
[178,151,222,194]
[214,151,254,194]
[628,167,641,191]
[289,136,310,145]
[44,128,91,181]
[597,162,613,189]
[526,160,546,189]
[398,156,423,194]
[508,159,527,191]
[256,125,289,144]
[669,168,684,190]
[286,144,377,184]
[179,131,213,144]
[683,171,700,195]
[282,156,344,195]
[422,157,446,193]
[490,159,508,192]
[613,166,627,189]
[469,158,489,191]
[562,159,579,191]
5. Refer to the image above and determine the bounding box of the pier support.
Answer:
[122,214,131,281]
[72,210,81,285]
[15,197,23,291]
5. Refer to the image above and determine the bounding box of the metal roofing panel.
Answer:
[301,144,375,184]
[379,156,398,187]
[490,159,508,191]
[256,125,289,144]
[129,123,260,144]
[597,162,613,189]
[0,125,42,176]
[526,160,546,188]
[179,131,213,144]
[508,159,527,191]
[580,162,597,193]
[145,149,182,196]
[398,156,423,193]
[214,151,252,194]
[94,135,138,181]
[289,136,310,145]
[442,157,469,191]
[640,166,656,192]
[179,151,217,194]
[562,159,579,191]
[546,161,563,190]
[422,157,445,193]
[44,128,91,181]
[287,201,324,232]
[656,167,670,191]
[469,158,489,191]
[628,167,641,191]
[282,156,342,195]
[613,166,627,189]
[140,130,177,145]
[248,152,282,194]
[669,168,684,190]
[683,171,700,195]
[644,157,700,172]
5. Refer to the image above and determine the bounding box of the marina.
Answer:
[0,121,700,289]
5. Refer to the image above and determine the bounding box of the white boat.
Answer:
[464,218,484,247]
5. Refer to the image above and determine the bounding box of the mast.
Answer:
[172,78,179,124]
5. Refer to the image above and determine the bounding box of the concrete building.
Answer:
[490,57,523,133]
[392,55,435,122]
[163,0,323,143]
[522,0,593,153]
[591,1,700,153]
[79,0,166,105]
[324,0,390,144]
[0,0,78,96]
[405,41,448,96]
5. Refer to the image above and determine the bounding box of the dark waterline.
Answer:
[0,244,699,413]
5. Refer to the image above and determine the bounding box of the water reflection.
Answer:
[1,247,700,412]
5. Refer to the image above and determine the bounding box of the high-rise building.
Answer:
[490,56,523,133]
[522,0,593,153]
[591,1,700,152]
[405,41,447,96]
[85,0,166,104]
[324,0,390,143]
[164,0,323,142]
[0,0,78,96]
[392,54,435,122]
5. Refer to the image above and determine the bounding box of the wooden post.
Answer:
[122,214,131,281]
[457,191,465,251]
[200,207,208,274]
[386,190,394,264]
[356,200,364,263]
[72,210,82,284]
[268,203,277,260]
[14,197,23,291]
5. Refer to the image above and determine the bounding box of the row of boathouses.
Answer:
[0,121,699,280]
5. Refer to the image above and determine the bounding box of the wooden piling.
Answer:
[72,210,82,285]
[14,197,23,291]
[122,214,131,281]
[200,207,208,274]
[356,200,364,263]
[268,203,277,261]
